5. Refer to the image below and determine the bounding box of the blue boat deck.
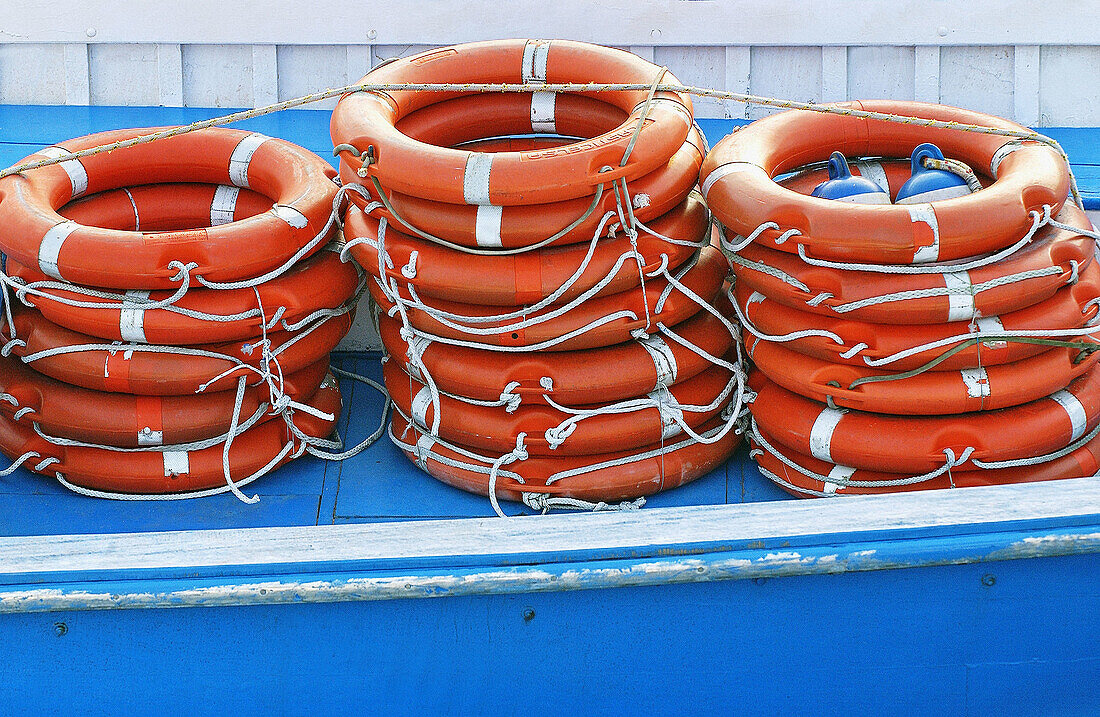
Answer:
[0,106,1096,536]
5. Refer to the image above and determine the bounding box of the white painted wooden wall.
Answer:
[1,0,1099,125]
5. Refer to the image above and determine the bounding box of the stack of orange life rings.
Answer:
[702,100,1100,497]
[0,127,361,497]
[331,40,744,514]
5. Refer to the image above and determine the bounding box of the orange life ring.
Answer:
[385,358,732,457]
[390,411,737,504]
[60,182,274,231]
[701,101,1071,264]
[7,248,361,344]
[735,265,1100,371]
[5,303,352,395]
[0,355,328,447]
[0,128,339,289]
[377,307,734,406]
[750,337,1100,415]
[751,427,1100,497]
[371,244,728,351]
[1,372,341,494]
[749,368,1100,473]
[347,116,707,249]
[331,39,693,207]
[733,202,1095,325]
[347,192,708,306]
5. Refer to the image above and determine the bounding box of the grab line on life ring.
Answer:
[730,284,1100,370]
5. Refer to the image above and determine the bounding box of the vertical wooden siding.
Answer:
[0,42,1098,125]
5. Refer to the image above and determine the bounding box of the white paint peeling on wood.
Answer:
[4,526,1099,614]
[1,477,1098,579]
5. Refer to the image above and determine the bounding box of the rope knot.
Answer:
[511,433,529,462]
[544,423,576,450]
[498,381,523,413]
[167,260,198,284]
[401,250,418,279]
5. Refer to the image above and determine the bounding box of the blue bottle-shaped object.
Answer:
[895,143,971,204]
[811,152,891,204]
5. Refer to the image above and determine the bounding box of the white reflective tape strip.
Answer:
[122,188,139,231]
[463,152,494,205]
[747,290,767,306]
[119,290,151,343]
[637,333,678,387]
[1051,390,1088,442]
[210,185,240,226]
[647,385,684,440]
[823,464,855,494]
[909,204,940,263]
[809,407,845,463]
[976,316,1007,349]
[833,192,891,205]
[38,146,88,198]
[895,184,972,204]
[521,40,550,83]
[138,426,164,446]
[405,334,432,381]
[633,97,693,125]
[411,385,434,428]
[474,205,504,248]
[852,161,889,193]
[701,162,761,200]
[960,367,991,398]
[228,133,270,188]
[530,91,556,133]
[271,204,309,229]
[943,271,976,322]
[414,434,436,470]
[38,221,80,280]
[162,451,190,477]
[990,143,1024,178]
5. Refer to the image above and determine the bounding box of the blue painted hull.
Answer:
[3,552,1097,716]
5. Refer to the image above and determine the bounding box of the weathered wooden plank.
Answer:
[1013,44,1040,126]
[1,478,1098,577]
[156,42,183,106]
[180,43,253,107]
[913,45,940,103]
[940,45,1015,120]
[251,44,278,107]
[89,43,158,105]
[848,46,914,100]
[723,46,750,119]
[63,43,89,105]
[1039,46,1100,126]
[820,46,846,103]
